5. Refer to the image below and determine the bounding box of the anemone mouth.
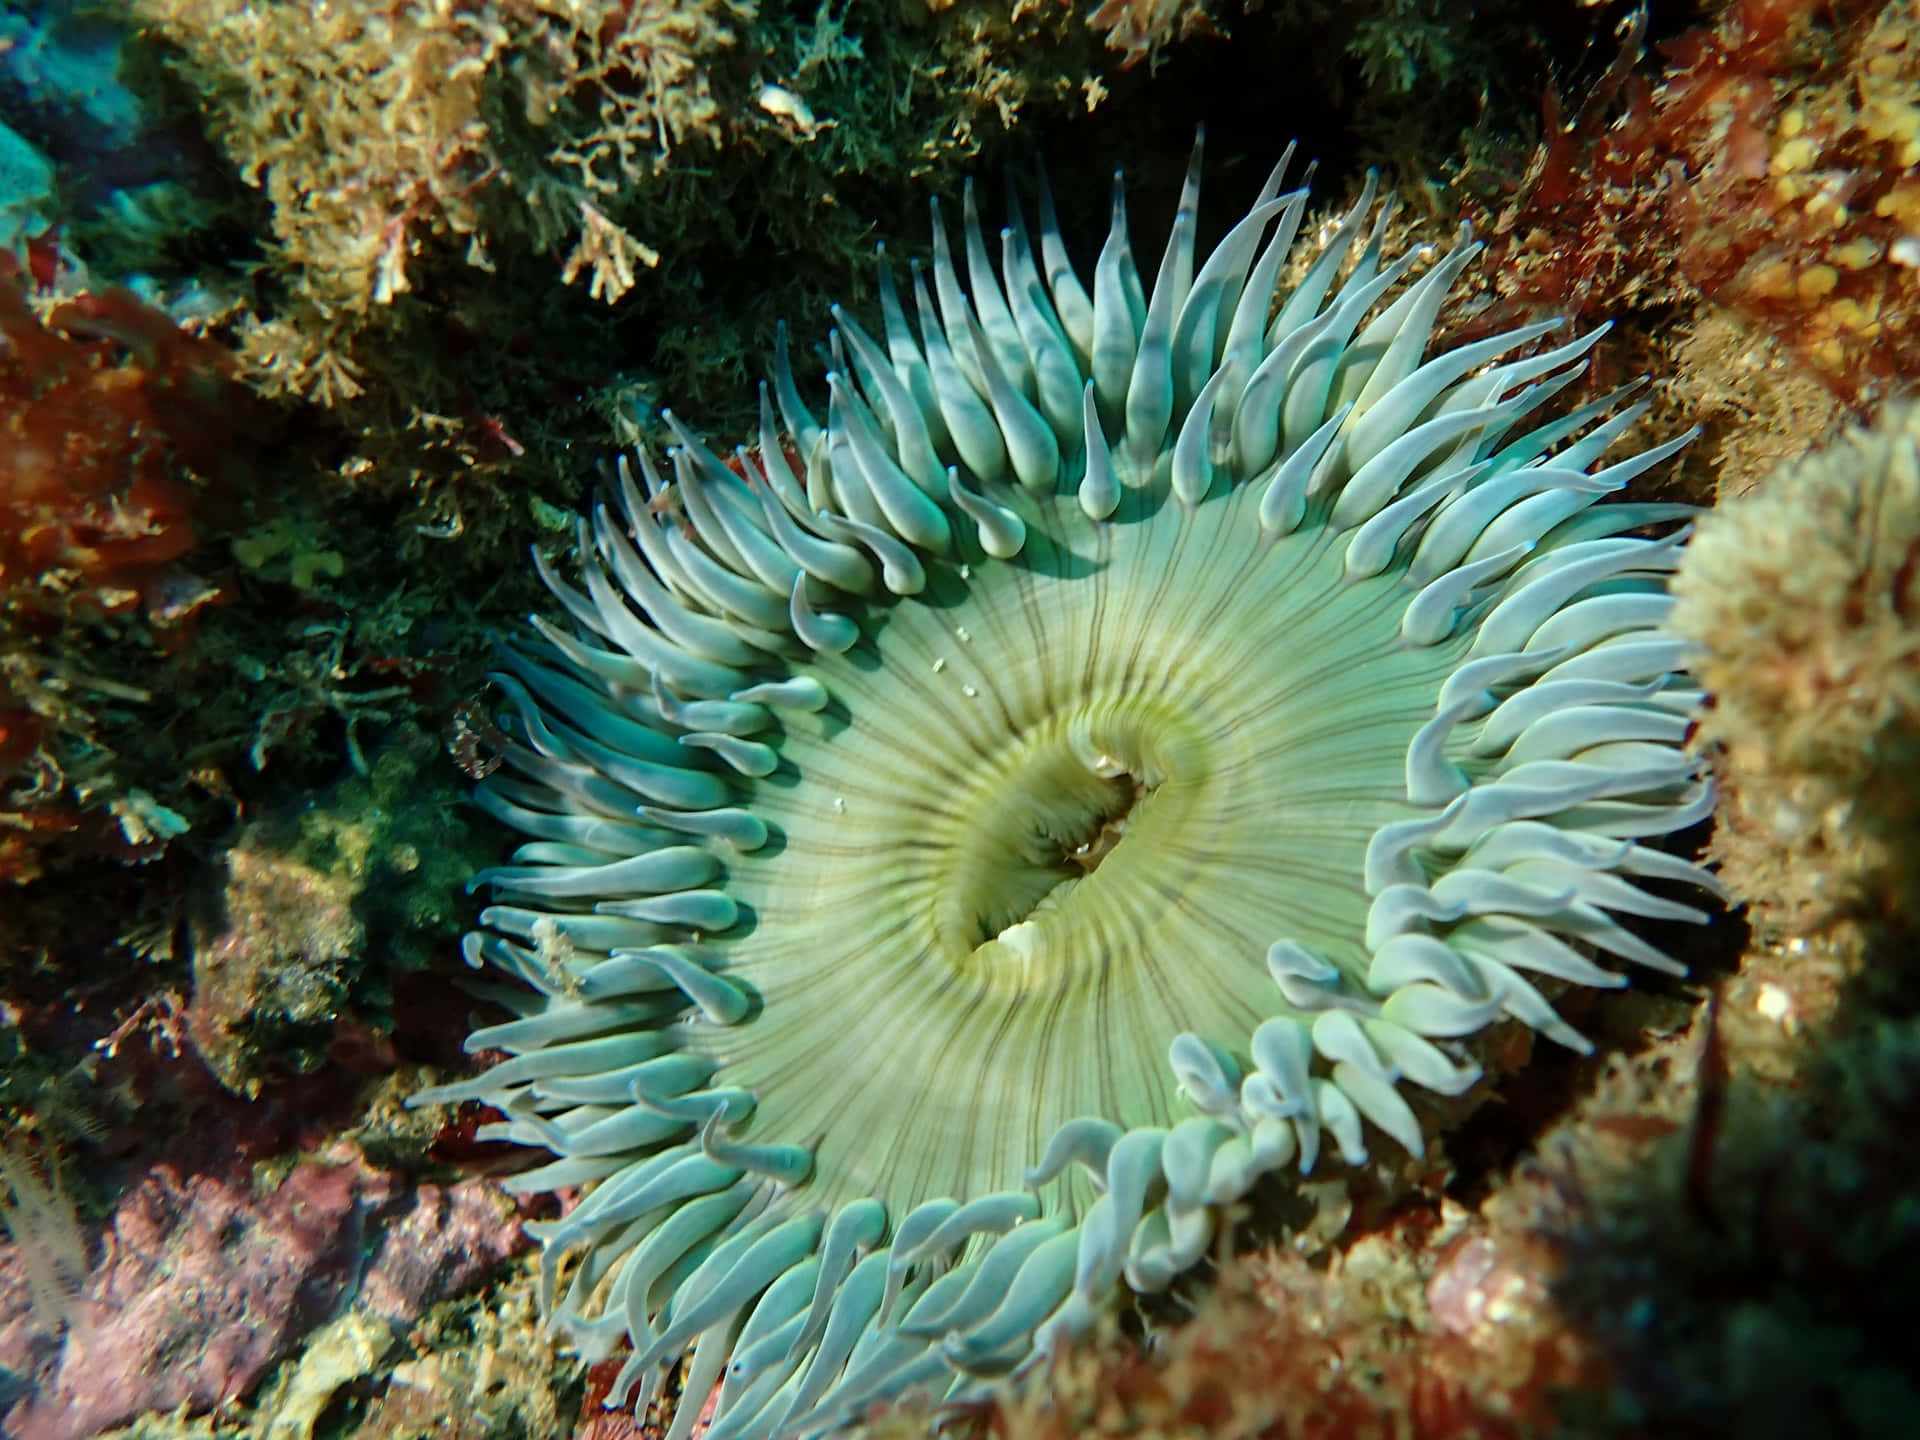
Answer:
[412,138,1720,1440]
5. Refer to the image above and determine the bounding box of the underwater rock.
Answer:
[0,1151,522,1440]
[1673,399,1920,918]
[188,842,363,1096]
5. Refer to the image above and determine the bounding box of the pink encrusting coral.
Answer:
[0,1150,524,1440]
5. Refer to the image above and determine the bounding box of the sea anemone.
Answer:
[413,138,1719,1439]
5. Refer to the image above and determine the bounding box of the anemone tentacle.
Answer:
[412,137,1716,1439]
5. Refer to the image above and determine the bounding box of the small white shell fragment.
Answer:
[757,84,823,137]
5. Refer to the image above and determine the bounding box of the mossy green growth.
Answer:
[187,723,489,1094]
[1555,988,1920,1439]
[232,518,347,591]
[283,722,485,976]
